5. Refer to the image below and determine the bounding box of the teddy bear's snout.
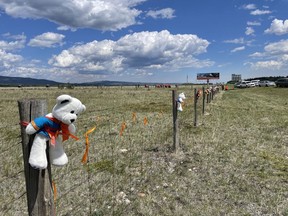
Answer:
[70,119,75,123]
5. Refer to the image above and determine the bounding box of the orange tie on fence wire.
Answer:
[144,117,148,126]
[52,180,57,203]
[119,122,126,136]
[132,112,136,123]
[81,126,96,164]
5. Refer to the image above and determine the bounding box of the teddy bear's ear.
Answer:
[81,104,86,113]
[56,95,72,105]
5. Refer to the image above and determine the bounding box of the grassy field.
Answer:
[0,86,287,215]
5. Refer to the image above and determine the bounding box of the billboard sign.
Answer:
[197,73,220,80]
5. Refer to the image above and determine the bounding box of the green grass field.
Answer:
[0,86,287,215]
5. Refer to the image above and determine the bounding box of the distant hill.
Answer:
[79,80,150,86]
[0,75,61,86]
[0,75,168,87]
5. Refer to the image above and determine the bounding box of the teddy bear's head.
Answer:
[52,94,86,125]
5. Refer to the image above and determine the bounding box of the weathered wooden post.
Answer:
[194,88,198,127]
[209,91,212,103]
[212,88,214,100]
[18,99,55,216]
[172,90,179,153]
[202,86,205,115]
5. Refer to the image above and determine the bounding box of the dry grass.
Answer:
[0,86,287,215]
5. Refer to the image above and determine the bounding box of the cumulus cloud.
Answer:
[0,0,146,31]
[245,27,255,35]
[264,19,288,35]
[264,40,288,55]
[0,49,23,69]
[231,46,245,53]
[249,39,288,70]
[49,30,212,74]
[0,33,26,51]
[146,8,175,19]
[0,33,25,70]
[28,32,65,48]
[250,9,271,15]
[250,60,283,70]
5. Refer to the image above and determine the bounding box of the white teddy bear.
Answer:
[25,94,86,169]
[177,92,186,111]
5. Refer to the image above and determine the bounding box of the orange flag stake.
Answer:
[81,126,96,164]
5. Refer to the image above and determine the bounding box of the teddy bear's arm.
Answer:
[26,123,38,134]
[25,117,47,135]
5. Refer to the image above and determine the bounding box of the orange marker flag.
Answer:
[119,122,126,136]
[144,117,148,126]
[81,126,96,164]
[132,112,136,123]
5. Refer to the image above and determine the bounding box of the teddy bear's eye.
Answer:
[70,111,75,114]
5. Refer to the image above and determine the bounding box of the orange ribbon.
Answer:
[81,126,96,164]
[52,181,57,203]
[132,112,136,123]
[144,117,148,126]
[119,122,126,136]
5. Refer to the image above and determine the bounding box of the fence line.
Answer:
[9,85,222,215]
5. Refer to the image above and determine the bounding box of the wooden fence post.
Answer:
[212,88,214,100]
[202,86,205,115]
[18,99,55,216]
[172,90,179,153]
[194,88,198,127]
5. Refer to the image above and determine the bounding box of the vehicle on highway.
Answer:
[235,81,255,88]
[251,80,260,86]
[258,80,276,87]
[275,78,288,87]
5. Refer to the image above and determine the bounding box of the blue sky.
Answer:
[0,0,288,83]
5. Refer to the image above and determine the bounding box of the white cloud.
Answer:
[224,38,245,44]
[57,26,77,32]
[28,32,65,48]
[249,52,265,58]
[264,40,288,55]
[0,49,23,69]
[49,30,212,74]
[0,34,25,69]
[245,27,255,35]
[249,39,288,70]
[0,0,146,31]
[146,8,175,19]
[250,60,283,70]
[250,9,272,15]
[0,33,26,51]
[247,21,261,26]
[231,46,245,53]
[224,38,254,46]
[242,4,257,10]
[264,19,288,35]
